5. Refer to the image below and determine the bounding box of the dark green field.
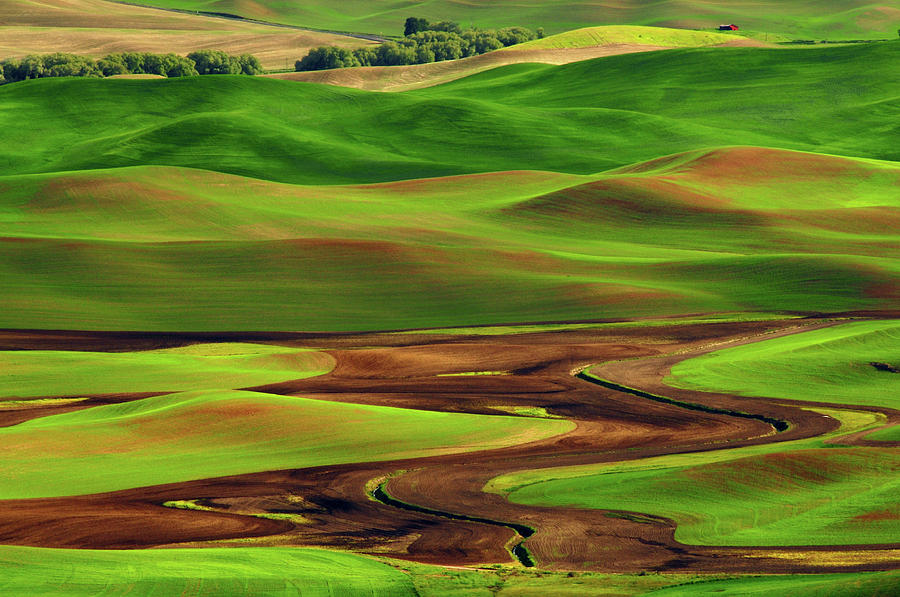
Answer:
[3,43,898,185]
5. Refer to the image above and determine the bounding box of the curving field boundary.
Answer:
[0,318,897,573]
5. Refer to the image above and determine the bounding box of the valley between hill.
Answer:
[0,8,898,594]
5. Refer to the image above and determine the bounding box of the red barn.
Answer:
[718,24,739,31]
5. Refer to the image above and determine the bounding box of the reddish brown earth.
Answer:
[0,317,897,573]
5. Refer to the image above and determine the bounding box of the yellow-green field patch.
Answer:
[0,389,574,498]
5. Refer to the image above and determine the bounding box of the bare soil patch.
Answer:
[0,317,897,572]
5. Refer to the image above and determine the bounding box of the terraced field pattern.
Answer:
[1,0,899,594]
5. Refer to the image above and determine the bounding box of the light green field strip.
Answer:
[489,406,899,546]
[602,148,900,211]
[0,343,334,398]
[397,557,900,595]
[1,240,892,331]
[0,545,415,597]
[0,166,594,242]
[0,389,573,499]
[649,571,900,597]
[866,425,900,441]
[488,405,884,493]
[1,544,897,596]
[666,320,900,409]
[131,0,900,40]
[403,313,800,336]
[508,26,739,50]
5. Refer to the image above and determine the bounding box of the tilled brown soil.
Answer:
[0,317,897,573]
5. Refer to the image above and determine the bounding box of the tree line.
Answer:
[0,50,262,85]
[296,18,543,71]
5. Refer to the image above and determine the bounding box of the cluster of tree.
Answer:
[0,50,262,84]
[186,51,262,75]
[404,17,465,36]
[296,18,542,71]
[1,53,106,83]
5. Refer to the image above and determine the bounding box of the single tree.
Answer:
[0,59,15,83]
[415,45,436,64]
[430,20,462,34]
[121,52,146,74]
[166,56,199,77]
[16,55,45,80]
[237,54,263,75]
[375,42,416,66]
[353,47,378,66]
[188,50,239,75]
[404,17,429,36]
[98,55,129,76]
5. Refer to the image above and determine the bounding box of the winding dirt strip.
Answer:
[592,346,900,449]
[0,318,897,573]
[370,480,537,567]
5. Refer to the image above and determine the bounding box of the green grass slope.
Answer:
[401,559,900,596]
[0,43,897,330]
[5,544,896,596]
[650,571,900,596]
[411,43,900,166]
[507,25,741,50]
[271,25,725,94]
[0,343,334,398]
[666,320,900,409]
[0,545,415,597]
[866,424,900,441]
[499,447,900,546]
[0,388,572,498]
[488,322,900,547]
[1,43,898,185]
[133,0,900,40]
[489,405,898,546]
[0,145,897,330]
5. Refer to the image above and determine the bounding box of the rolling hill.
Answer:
[1,2,899,593]
[0,145,897,330]
[273,25,760,92]
[0,545,417,596]
[129,0,900,40]
[0,0,375,70]
[1,387,571,498]
[0,42,897,330]
[667,320,900,409]
[1,42,898,186]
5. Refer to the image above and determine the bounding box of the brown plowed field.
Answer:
[0,317,897,573]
